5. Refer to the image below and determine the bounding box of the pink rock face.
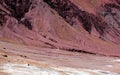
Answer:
[0,0,120,57]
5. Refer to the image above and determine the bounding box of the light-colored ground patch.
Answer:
[0,63,119,75]
[112,60,120,63]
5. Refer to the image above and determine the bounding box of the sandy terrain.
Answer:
[0,41,120,75]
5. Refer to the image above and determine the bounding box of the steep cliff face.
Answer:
[0,0,120,57]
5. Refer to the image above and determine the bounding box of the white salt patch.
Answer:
[106,65,113,67]
[53,67,120,75]
[0,63,119,75]
[1,63,60,75]
[52,67,91,75]
[96,70,120,75]
[112,60,120,62]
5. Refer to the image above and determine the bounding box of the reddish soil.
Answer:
[0,0,120,74]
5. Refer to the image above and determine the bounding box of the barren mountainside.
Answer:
[0,0,120,56]
[0,0,120,75]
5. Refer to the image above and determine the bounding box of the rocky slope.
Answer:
[0,0,120,56]
[0,0,120,75]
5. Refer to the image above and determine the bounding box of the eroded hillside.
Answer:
[0,0,120,56]
[0,0,120,75]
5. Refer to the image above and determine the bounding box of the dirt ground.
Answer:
[0,41,120,75]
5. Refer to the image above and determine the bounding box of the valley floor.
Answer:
[0,41,120,75]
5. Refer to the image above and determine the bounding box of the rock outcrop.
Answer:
[0,0,120,57]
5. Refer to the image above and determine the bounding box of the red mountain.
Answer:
[0,0,120,57]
